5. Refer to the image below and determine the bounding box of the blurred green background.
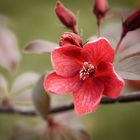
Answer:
[0,0,140,139]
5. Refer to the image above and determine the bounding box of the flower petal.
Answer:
[96,62,124,98]
[72,78,104,115]
[44,72,81,94]
[52,46,85,77]
[83,37,114,66]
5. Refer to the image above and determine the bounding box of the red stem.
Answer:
[72,25,78,34]
[115,31,127,54]
[97,18,101,37]
[115,37,123,54]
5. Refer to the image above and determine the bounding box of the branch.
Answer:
[0,92,140,116]
[49,92,140,114]
[0,106,37,116]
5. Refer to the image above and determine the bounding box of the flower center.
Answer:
[80,62,95,80]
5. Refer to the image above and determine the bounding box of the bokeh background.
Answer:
[0,0,140,140]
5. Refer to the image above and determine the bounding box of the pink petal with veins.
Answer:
[73,78,104,115]
[96,62,124,98]
[83,38,114,66]
[52,46,85,77]
[44,72,81,95]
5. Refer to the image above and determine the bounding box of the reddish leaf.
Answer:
[24,40,58,54]
[11,72,40,94]
[0,26,20,72]
[118,43,140,61]
[10,72,40,108]
[115,56,140,80]
[12,89,33,108]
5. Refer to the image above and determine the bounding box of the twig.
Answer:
[0,92,140,116]
[49,92,140,114]
[0,106,37,116]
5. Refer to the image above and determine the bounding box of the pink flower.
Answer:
[44,33,124,115]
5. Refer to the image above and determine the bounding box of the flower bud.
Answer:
[59,32,82,47]
[55,1,78,34]
[122,8,140,37]
[93,0,108,20]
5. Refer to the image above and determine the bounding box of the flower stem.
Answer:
[115,31,126,54]
[97,19,101,37]
[72,25,79,34]
[115,37,123,54]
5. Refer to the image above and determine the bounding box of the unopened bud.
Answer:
[122,8,140,37]
[55,1,78,34]
[93,0,108,20]
[59,32,82,47]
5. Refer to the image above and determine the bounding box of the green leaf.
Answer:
[32,75,50,119]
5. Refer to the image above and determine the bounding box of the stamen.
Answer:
[79,62,95,80]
